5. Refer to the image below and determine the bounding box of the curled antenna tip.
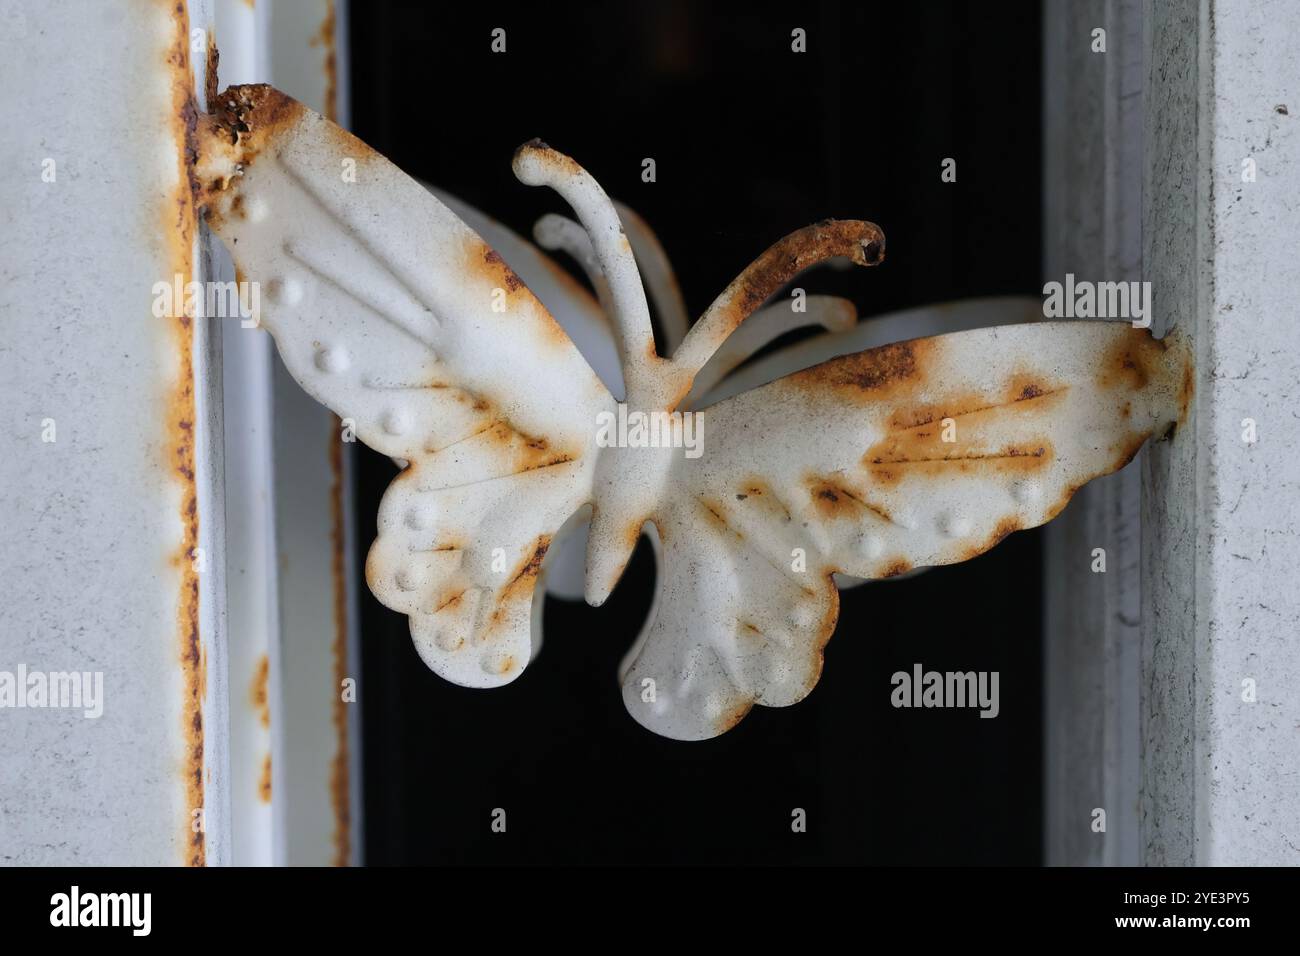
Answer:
[808,219,886,267]
[858,235,885,266]
[832,221,885,267]
[512,138,581,187]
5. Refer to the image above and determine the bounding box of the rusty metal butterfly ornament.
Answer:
[196,85,1191,741]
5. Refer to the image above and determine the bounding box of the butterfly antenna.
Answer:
[614,202,691,354]
[533,213,617,321]
[671,219,886,381]
[536,206,691,364]
[513,141,670,408]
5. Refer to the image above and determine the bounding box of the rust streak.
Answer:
[258,753,272,803]
[697,497,741,539]
[501,536,551,599]
[250,653,270,729]
[311,1,338,123]
[458,238,579,349]
[805,476,894,524]
[879,559,913,578]
[328,416,351,867]
[435,589,468,614]
[865,445,1054,487]
[789,337,932,404]
[484,248,525,293]
[204,30,219,108]
[1178,354,1195,424]
[961,516,1024,562]
[1097,327,1168,392]
[484,536,552,634]
[887,384,1067,432]
[736,478,792,521]
[166,0,205,868]
[870,447,1050,465]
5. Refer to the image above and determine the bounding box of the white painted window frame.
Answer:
[1044,0,1300,866]
[0,0,358,867]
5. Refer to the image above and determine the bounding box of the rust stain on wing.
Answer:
[486,655,516,676]
[789,337,933,404]
[486,421,575,473]
[697,497,743,540]
[459,238,575,347]
[862,373,1065,488]
[476,245,526,295]
[735,478,792,521]
[1097,327,1168,392]
[499,536,551,603]
[434,589,468,614]
[479,536,552,650]
[199,84,303,178]
[1002,373,1054,404]
[889,381,1066,434]
[805,475,894,524]
[864,441,1055,488]
[878,558,913,578]
[961,516,1024,562]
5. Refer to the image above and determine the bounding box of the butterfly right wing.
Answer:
[198,85,613,686]
[621,321,1190,739]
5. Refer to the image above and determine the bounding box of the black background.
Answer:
[349,0,1043,864]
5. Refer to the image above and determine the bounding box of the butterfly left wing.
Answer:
[622,320,1190,739]
[197,86,613,686]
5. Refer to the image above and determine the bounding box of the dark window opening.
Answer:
[350,0,1043,865]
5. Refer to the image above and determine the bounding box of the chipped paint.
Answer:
[196,85,306,218]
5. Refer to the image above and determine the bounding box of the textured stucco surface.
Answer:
[0,0,227,864]
[1144,0,1300,865]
